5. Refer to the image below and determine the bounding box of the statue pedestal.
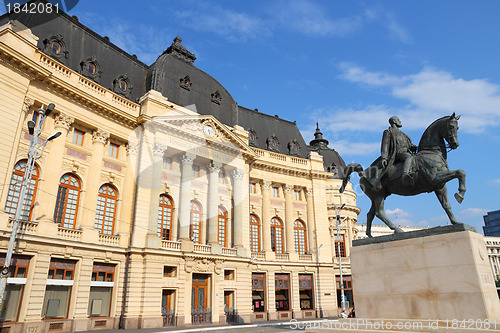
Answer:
[351,224,500,320]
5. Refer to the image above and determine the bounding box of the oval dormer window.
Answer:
[51,41,61,55]
[290,142,298,152]
[270,138,277,148]
[87,62,96,75]
[119,79,127,91]
[249,132,255,142]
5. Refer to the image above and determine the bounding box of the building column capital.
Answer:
[54,112,75,131]
[153,142,167,156]
[261,180,272,190]
[232,168,245,180]
[126,142,139,155]
[181,152,196,165]
[92,128,110,145]
[284,184,294,193]
[208,161,222,173]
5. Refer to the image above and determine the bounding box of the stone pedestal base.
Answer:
[351,224,500,320]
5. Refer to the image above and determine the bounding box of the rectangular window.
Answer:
[299,274,314,310]
[42,258,76,319]
[272,186,279,198]
[163,157,173,170]
[224,270,234,280]
[109,143,119,158]
[163,266,176,277]
[252,273,265,313]
[88,263,115,317]
[72,129,85,146]
[294,190,302,201]
[193,165,200,177]
[249,182,256,194]
[219,171,225,184]
[0,255,30,322]
[335,234,346,257]
[275,274,290,311]
[336,275,353,309]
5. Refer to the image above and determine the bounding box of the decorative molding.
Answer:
[42,34,68,63]
[126,142,139,155]
[111,73,133,98]
[232,169,245,180]
[54,113,75,131]
[211,90,222,105]
[153,142,167,156]
[22,97,35,113]
[261,180,272,190]
[181,152,196,165]
[208,161,222,172]
[284,184,294,193]
[80,55,102,82]
[92,128,110,145]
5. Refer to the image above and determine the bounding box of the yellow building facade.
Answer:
[0,14,360,333]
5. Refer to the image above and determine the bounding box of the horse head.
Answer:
[444,113,461,150]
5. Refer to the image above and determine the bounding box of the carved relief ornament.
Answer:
[54,113,75,131]
[92,128,110,145]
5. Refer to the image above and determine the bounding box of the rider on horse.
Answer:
[381,116,417,186]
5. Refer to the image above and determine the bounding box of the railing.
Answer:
[112,94,138,112]
[253,148,310,166]
[39,54,71,77]
[78,76,106,96]
[191,308,211,325]
[275,253,289,261]
[299,254,313,262]
[194,244,211,253]
[98,233,120,245]
[162,240,181,250]
[251,252,265,260]
[8,220,38,234]
[162,309,176,326]
[222,247,237,256]
[57,227,82,240]
[224,307,237,323]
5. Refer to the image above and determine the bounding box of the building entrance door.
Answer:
[191,274,211,324]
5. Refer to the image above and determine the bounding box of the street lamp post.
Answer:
[333,203,347,318]
[0,103,61,306]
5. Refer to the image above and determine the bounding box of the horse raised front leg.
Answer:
[435,185,460,225]
[432,169,466,204]
[373,195,404,234]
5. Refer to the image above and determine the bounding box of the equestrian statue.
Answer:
[340,113,466,237]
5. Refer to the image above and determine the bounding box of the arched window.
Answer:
[250,214,260,252]
[270,217,284,254]
[158,195,173,240]
[5,160,39,221]
[218,206,227,247]
[94,184,118,235]
[294,220,307,255]
[190,201,201,243]
[54,173,81,229]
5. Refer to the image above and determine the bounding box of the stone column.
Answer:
[118,142,138,246]
[178,153,195,241]
[38,113,74,222]
[232,168,245,249]
[146,142,167,247]
[305,187,316,257]
[261,180,272,252]
[207,162,221,245]
[80,128,109,230]
[284,185,295,254]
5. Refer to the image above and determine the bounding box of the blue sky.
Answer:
[5,1,500,233]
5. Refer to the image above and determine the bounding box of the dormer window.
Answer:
[119,80,127,91]
[51,41,61,55]
[43,34,68,63]
[211,90,222,104]
[288,140,301,156]
[80,56,101,82]
[248,130,257,146]
[266,135,279,152]
[112,74,133,98]
[180,75,192,91]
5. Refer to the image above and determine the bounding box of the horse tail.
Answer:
[340,163,364,193]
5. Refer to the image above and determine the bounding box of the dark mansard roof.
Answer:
[0,0,345,171]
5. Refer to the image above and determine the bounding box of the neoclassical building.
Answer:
[0,5,360,332]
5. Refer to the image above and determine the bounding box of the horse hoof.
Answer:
[454,193,464,204]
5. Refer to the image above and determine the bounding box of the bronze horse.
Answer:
[340,113,466,237]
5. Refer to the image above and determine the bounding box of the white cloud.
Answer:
[173,7,271,42]
[329,139,380,156]
[459,208,488,218]
[386,208,411,219]
[492,179,500,185]
[337,64,500,133]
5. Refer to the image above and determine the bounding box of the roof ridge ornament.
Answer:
[164,36,197,65]
[309,122,329,148]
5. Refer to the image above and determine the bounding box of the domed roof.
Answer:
[147,37,238,126]
[308,123,346,177]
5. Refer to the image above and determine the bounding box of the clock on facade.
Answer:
[203,125,214,136]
